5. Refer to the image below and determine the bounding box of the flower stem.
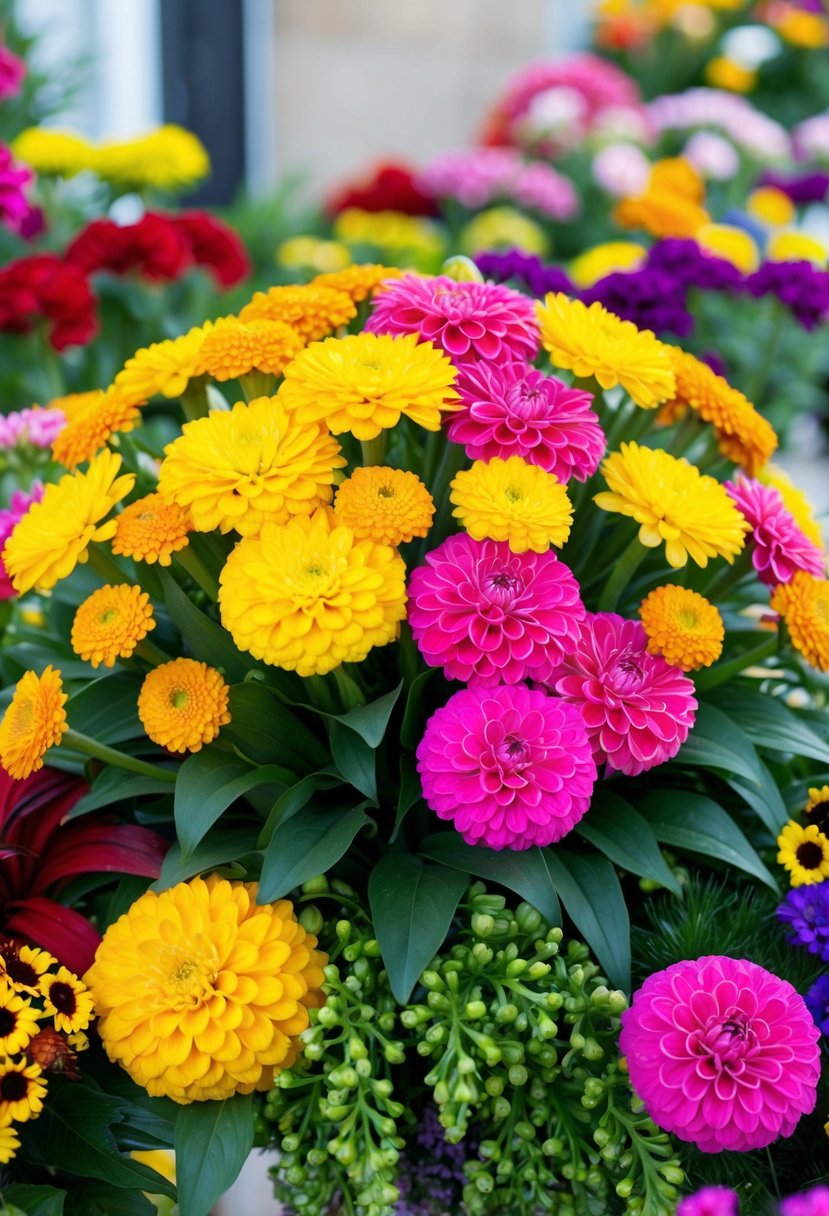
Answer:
[360,433,388,467]
[239,371,277,401]
[174,545,219,600]
[693,633,779,693]
[86,545,131,587]
[180,377,211,422]
[597,535,648,613]
[62,729,177,782]
[134,637,172,667]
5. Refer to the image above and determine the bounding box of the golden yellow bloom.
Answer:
[158,396,345,537]
[774,8,829,48]
[333,208,445,259]
[95,125,210,191]
[569,241,646,289]
[195,316,304,381]
[112,493,193,567]
[85,875,326,1103]
[0,667,68,780]
[11,127,92,176]
[595,443,748,569]
[277,332,460,441]
[747,187,796,229]
[649,158,706,202]
[4,450,135,593]
[71,584,156,669]
[0,1058,46,1123]
[113,325,211,406]
[696,224,759,273]
[805,786,829,836]
[334,466,435,546]
[40,966,95,1034]
[0,944,57,997]
[278,236,351,274]
[313,263,403,303]
[536,293,676,409]
[0,989,41,1054]
[771,572,829,673]
[51,388,141,470]
[138,659,231,754]
[777,820,829,886]
[219,508,407,676]
[46,390,108,421]
[614,190,709,239]
[758,465,824,549]
[0,1120,20,1165]
[459,208,548,258]
[639,584,724,671]
[450,456,573,555]
[239,283,356,342]
[768,231,828,267]
[706,56,756,93]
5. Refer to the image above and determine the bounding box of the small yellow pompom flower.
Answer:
[158,396,346,537]
[450,456,573,555]
[696,224,759,273]
[0,989,42,1055]
[535,293,676,409]
[777,820,829,886]
[334,466,435,546]
[138,659,231,754]
[706,56,756,94]
[71,584,156,669]
[219,508,407,676]
[85,875,326,1103]
[195,316,304,381]
[113,325,211,406]
[747,187,796,229]
[639,585,724,671]
[39,966,95,1034]
[4,450,135,593]
[595,443,748,569]
[239,283,357,342]
[0,1058,46,1123]
[768,232,828,268]
[111,493,192,567]
[0,667,68,780]
[96,125,210,192]
[0,1121,20,1165]
[278,332,460,441]
[313,263,403,303]
[771,572,829,673]
[51,388,141,470]
[569,241,646,289]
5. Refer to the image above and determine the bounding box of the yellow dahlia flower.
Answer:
[219,508,407,676]
[0,667,68,780]
[639,585,724,671]
[777,820,829,886]
[52,388,141,470]
[71,584,156,669]
[158,396,346,537]
[113,325,211,406]
[334,466,435,546]
[112,493,192,567]
[0,989,41,1055]
[138,659,231,754]
[535,294,675,409]
[595,443,748,569]
[39,966,94,1034]
[771,572,829,673]
[96,125,209,191]
[195,316,304,381]
[277,332,460,441]
[313,263,403,303]
[0,1058,46,1123]
[450,456,573,555]
[3,450,134,593]
[85,875,326,1103]
[239,283,356,342]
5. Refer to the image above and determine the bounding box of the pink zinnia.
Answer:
[0,407,66,451]
[0,484,44,600]
[408,534,585,686]
[725,476,825,587]
[447,362,605,482]
[620,955,820,1154]
[0,44,26,101]
[0,144,35,236]
[366,274,539,365]
[781,1187,829,1216]
[677,1188,739,1216]
[416,683,596,851]
[548,612,697,776]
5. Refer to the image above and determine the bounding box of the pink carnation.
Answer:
[620,955,821,1154]
[366,274,539,365]
[548,612,697,776]
[416,683,597,851]
[408,534,585,686]
[418,149,577,220]
[677,1188,738,1216]
[0,484,44,600]
[781,1187,829,1216]
[447,362,604,482]
[725,476,825,586]
[0,144,35,236]
[0,43,26,101]
[0,407,66,451]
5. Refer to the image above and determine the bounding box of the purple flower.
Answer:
[474,249,573,298]
[581,267,694,338]
[760,169,829,206]
[393,1105,469,1215]
[646,239,744,291]
[746,260,829,331]
[0,484,44,600]
[777,885,829,961]
[804,973,829,1035]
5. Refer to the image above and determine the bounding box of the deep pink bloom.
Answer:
[781,1187,829,1216]
[408,534,585,686]
[366,274,539,365]
[447,362,605,482]
[0,143,35,235]
[0,407,66,451]
[0,484,44,600]
[725,476,825,587]
[620,956,821,1154]
[548,612,697,776]
[677,1188,738,1216]
[0,44,26,101]
[416,683,597,851]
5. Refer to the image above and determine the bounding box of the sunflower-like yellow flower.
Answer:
[536,294,676,409]
[138,659,231,754]
[277,332,460,441]
[569,241,646,289]
[595,443,748,568]
[39,966,95,1034]
[51,388,141,470]
[777,820,829,886]
[113,325,211,406]
[0,989,41,1055]
[758,465,824,549]
[0,667,68,780]
[158,396,346,537]
[71,584,156,669]
[313,263,403,303]
[334,466,435,546]
[219,508,407,676]
[0,944,57,996]
[195,316,304,381]
[0,1120,20,1165]
[95,125,210,191]
[3,450,134,593]
[239,283,357,342]
[450,456,573,555]
[0,1057,46,1123]
[771,572,829,673]
[805,786,829,837]
[112,493,193,567]
[85,875,326,1103]
[639,585,724,671]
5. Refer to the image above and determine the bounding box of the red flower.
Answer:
[325,161,439,218]
[174,210,251,287]
[66,213,192,282]
[0,767,168,974]
[0,254,98,350]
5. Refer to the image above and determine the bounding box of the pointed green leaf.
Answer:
[257,770,345,847]
[175,1094,254,1216]
[329,722,377,802]
[672,703,764,785]
[337,682,403,747]
[400,669,438,750]
[160,570,251,682]
[576,791,681,894]
[175,750,290,861]
[392,754,423,842]
[224,682,325,770]
[258,803,371,902]
[726,758,788,835]
[541,850,631,991]
[419,834,561,927]
[711,687,829,764]
[1,1186,67,1216]
[68,767,176,818]
[67,673,143,745]
[155,829,259,890]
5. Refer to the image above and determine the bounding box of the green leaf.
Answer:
[540,850,631,992]
[1,1185,67,1216]
[337,682,403,747]
[65,1184,155,1216]
[726,758,788,835]
[67,673,143,745]
[576,791,681,895]
[160,570,251,683]
[155,829,260,890]
[329,722,377,802]
[368,854,467,1002]
[258,803,371,902]
[672,703,764,785]
[419,835,561,928]
[711,687,829,764]
[257,770,345,847]
[392,754,423,842]
[175,1094,254,1216]
[224,683,325,771]
[400,669,438,750]
[175,750,290,862]
[68,767,176,818]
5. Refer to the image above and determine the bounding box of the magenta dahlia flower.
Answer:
[366,274,539,365]
[548,612,697,776]
[447,362,605,482]
[0,484,44,600]
[408,534,585,686]
[781,1187,829,1216]
[677,1189,738,1216]
[725,476,825,587]
[416,683,596,850]
[620,955,820,1154]
[0,44,25,102]
[0,144,35,236]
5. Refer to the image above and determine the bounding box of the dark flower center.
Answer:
[805,801,829,837]
[48,982,77,1016]
[0,1009,16,1036]
[0,1072,28,1101]
[797,841,825,870]
[0,951,37,989]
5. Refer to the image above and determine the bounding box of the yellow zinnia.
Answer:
[450,456,573,555]
[768,232,828,268]
[113,325,211,406]
[771,572,829,673]
[51,388,141,470]
[639,585,724,671]
[195,316,304,381]
[71,584,156,669]
[95,125,210,191]
[595,442,748,568]
[11,127,93,176]
[777,820,829,886]
[747,187,796,229]
[334,466,435,546]
[313,263,403,304]
[239,283,356,342]
[696,224,759,273]
[0,667,68,780]
[111,493,193,567]
[138,659,231,754]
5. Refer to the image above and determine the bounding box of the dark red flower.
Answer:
[0,254,98,350]
[324,161,439,218]
[174,210,251,287]
[66,213,192,282]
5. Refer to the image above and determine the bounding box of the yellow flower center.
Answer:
[170,690,189,710]
[377,485,396,500]
[678,609,698,629]
[100,609,119,625]
[163,947,216,1003]
[505,486,522,504]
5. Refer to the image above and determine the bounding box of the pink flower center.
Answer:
[607,649,646,692]
[494,733,532,772]
[693,1008,756,1067]
[432,288,474,320]
[483,568,522,606]
[508,382,549,424]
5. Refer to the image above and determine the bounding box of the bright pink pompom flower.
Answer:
[366,273,539,365]
[781,1187,829,1216]
[408,533,585,686]
[0,484,44,600]
[447,362,605,483]
[416,683,597,851]
[0,43,26,101]
[725,476,825,587]
[548,612,697,776]
[620,955,821,1154]
[677,1188,738,1216]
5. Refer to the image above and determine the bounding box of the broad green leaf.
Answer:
[330,722,377,802]
[368,853,467,1002]
[155,829,260,890]
[67,673,144,745]
[68,767,177,818]
[160,570,251,682]
[224,683,325,771]
[711,687,829,764]
[175,1094,254,1216]
[257,770,344,847]
[576,791,681,895]
[541,850,631,992]
[726,758,788,835]
[337,681,403,747]
[392,754,423,842]
[258,803,372,902]
[175,750,290,861]
[1,1185,67,1216]
[65,1184,155,1216]
[672,703,764,785]
[419,834,561,928]
[400,669,438,750]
